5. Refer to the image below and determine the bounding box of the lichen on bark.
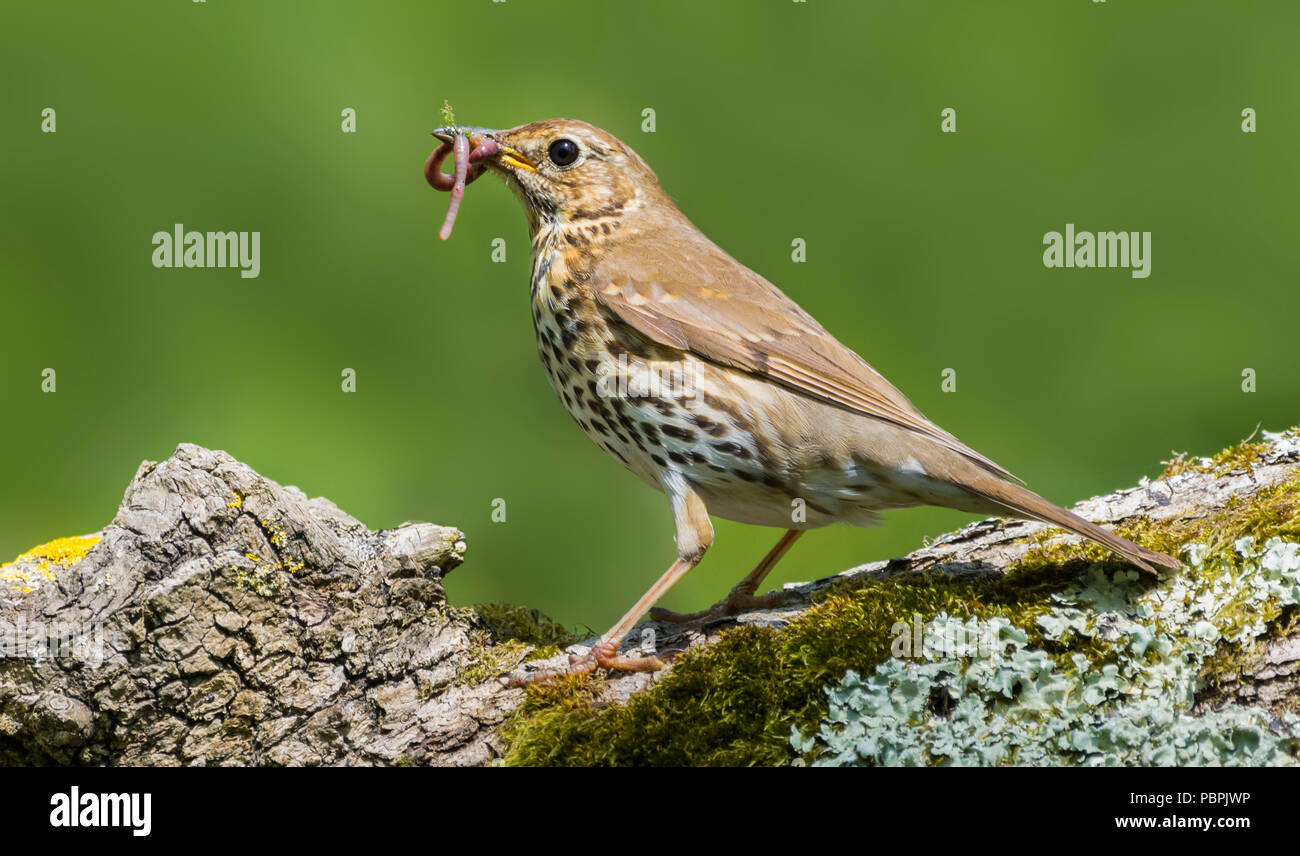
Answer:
[4,431,1299,766]
[502,429,1300,766]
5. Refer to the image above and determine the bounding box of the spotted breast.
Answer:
[526,223,968,533]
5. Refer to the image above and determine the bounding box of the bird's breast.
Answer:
[524,246,945,528]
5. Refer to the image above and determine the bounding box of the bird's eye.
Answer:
[548,138,580,167]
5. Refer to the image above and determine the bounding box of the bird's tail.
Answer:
[970,476,1181,575]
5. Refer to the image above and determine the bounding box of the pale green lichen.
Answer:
[793,537,1300,766]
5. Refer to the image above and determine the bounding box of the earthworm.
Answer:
[426,134,501,240]
[438,134,469,241]
[424,142,457,192]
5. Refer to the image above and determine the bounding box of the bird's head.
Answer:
[431,118,661,235]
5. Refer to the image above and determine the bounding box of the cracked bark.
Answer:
[1,436,1297,765]
[0,444,501,766]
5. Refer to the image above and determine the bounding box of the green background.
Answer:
[2,1,1295,631]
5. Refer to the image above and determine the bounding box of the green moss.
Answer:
[500,434,1300,767]
[1161,427,1297,478]
[451,603,585,687]
[1015,451,1300,583]
[471,603,583,649]
[503,573,1077,766]
[456,639,533,687]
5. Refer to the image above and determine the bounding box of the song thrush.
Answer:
[427,118,1180,684]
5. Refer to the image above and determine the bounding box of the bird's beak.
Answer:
[430,126,537,172]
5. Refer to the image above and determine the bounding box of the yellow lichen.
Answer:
[1,535,102,592]
[230,550,306,598]
[228,517,309,598]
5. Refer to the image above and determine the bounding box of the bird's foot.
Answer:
[649,587,800,626]
[500,638,665,687]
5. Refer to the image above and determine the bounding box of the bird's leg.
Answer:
[504,478,712,686]
[650,529,806,625]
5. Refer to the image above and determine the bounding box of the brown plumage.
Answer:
[428,118,1180,684]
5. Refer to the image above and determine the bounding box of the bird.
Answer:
[427,118,1181,684]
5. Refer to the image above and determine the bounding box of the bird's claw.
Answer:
[500,642,666,687]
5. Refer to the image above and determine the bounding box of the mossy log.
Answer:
[2,432,1298,766]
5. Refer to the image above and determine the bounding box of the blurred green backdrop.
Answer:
[2,1,1296,631]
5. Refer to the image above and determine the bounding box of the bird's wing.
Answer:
[590,222,1022,483]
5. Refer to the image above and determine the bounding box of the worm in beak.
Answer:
[425,130,501,240]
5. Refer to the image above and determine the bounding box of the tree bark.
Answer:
[1,434,1296,765]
